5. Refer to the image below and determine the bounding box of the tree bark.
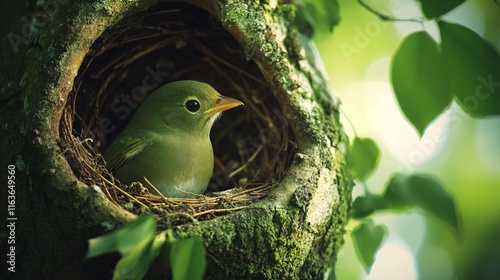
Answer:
[0,0,352,279]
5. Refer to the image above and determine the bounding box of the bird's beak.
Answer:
[205,95,243,115]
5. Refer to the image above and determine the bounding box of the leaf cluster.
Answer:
[349,137,460,271]
[392,20,500,135]
[87,215,206,280]
[343,0,498,272]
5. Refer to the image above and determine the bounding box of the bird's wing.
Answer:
[104,131,154,173]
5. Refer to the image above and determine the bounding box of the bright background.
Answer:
[313,0,500,279]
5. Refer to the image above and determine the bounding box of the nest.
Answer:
[59,3,295,225]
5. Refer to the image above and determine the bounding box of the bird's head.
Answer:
[132,80,243,136]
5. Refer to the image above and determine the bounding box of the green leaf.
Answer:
[417,0,465,18]
[391,31,451,136]
[321,0,340,32]
[357,173,460,234]
[352,195,384,219]
[170,239,206,280]
[403,174,460,233]
[352,220,387,272]
[295,0,340,36]
[294,2,315,37]
[113,231,166,280]
[439,21,500,117]
[87,215,156,258]
[145,233,172,279]
[349,137,381,181]
[381,174,412,210]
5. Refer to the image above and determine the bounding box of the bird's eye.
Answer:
[185,99,201,113]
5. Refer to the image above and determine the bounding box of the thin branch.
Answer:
[357,0,425,23]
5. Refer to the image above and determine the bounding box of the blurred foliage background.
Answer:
[308,0,500,279]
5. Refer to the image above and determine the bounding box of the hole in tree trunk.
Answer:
[59,2,296,223]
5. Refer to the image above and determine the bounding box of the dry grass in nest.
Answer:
[59,3,295,225]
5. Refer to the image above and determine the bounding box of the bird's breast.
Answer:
[145,134,214,197]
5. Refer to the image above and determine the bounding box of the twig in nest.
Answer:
[193,205,248,218]
[174,188,206,198]
[82,160,148,208]
[144,177,169,203]
[230,144,264,178]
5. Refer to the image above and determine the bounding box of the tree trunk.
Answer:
[0,0,352,279]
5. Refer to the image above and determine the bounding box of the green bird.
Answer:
[104,80,243,198]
